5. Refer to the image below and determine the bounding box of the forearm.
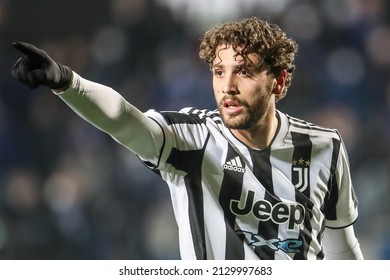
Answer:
[56,72,163,159]
[323,225,364,260]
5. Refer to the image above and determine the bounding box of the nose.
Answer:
[222,74,238,95]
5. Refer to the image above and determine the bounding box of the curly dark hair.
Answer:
[199,17,298,101]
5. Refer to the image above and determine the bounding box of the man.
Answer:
[11,17,363,260]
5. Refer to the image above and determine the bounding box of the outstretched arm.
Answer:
[11,41,164,161]
[58,73,164,160]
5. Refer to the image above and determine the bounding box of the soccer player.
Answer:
[11,17,363,260]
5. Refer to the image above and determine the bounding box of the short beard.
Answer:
[217,84,273,130]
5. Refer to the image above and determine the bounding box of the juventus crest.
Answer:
[292,158,310,192]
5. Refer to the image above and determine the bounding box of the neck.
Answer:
[230,110,279,150]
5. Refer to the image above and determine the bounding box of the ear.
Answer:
[272,70,287,96]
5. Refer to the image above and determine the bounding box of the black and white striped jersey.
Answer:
[141,107,358,260]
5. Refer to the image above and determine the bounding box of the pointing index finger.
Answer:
[12,41,46,62]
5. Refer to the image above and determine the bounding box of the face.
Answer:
[212,45,276,130]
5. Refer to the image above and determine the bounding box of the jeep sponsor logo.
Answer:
[230,190,305,230]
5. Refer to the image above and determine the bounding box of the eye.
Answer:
[213,69,224,77]
[238,68,252,77]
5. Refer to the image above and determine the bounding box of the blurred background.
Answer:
[0,0,389,259]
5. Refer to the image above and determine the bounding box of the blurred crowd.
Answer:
[0,0,389,259]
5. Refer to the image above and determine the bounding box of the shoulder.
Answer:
[179,107,222,124]
[146,107,222,126]
[282,112,341,141]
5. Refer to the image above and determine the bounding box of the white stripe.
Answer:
[235,156,242,167]
[202,131,229,259]
[270,147,301,260]
[166,179,196,260]
[289,125,339,139]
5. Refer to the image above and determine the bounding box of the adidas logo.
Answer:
[223,156,246,173]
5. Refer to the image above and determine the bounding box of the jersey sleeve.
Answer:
[322,225,363,259]
[324,138,359,228]
[139,109,173,169]
[56,72,164,161]
[141,108,211,171]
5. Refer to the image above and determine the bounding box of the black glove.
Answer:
[11,41,73,90]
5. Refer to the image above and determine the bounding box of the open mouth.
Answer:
[222,99,243,114]
[223,100,240,108]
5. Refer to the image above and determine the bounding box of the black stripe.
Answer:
[219,145,246,259]
[318,138,342,258]
[166,134,210,260]
[161,111,205,125]
[323,137,341,221]
[186,107,197,114]
[250,149,278,260]
[212,119,223,125]
[315,223,326,259]
[290,131,314,260]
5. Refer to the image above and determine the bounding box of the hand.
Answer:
[11,41,73,90]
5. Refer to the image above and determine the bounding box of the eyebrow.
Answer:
[212,57,247,68]
[212,62,260,72]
